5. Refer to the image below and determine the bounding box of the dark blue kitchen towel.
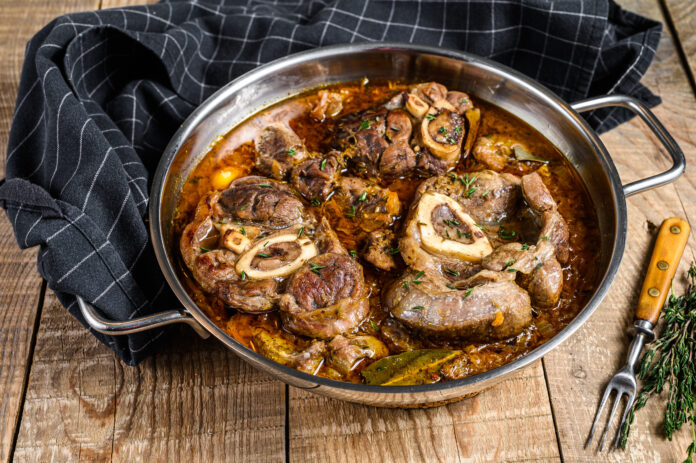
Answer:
[0,0,662,364]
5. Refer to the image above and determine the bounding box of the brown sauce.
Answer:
[174,81,601,383]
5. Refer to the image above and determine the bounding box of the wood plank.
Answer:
[664,0,696,88]
[12,291,286,463]
[100,0,156,8]
[543,0,696,461]
[0,1,101,462]
[290,361,560,463]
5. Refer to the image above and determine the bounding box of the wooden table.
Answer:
[1,0,695,461]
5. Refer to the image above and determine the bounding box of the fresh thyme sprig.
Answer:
[620,264,696,463]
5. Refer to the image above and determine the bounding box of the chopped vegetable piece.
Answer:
[513,145,549,163]
[361,349,462,386]
[257,252,271,258]
[320,159,327,171]
[200,246,211,253]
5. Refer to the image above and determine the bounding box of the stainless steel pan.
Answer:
[77,43,685,407]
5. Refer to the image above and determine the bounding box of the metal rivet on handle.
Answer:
[648,287,660,297]
[670,225,681,234]
[657,261,669,270]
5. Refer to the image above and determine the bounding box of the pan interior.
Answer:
[152,45,622,404]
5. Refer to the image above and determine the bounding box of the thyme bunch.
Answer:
[620,264,696,463]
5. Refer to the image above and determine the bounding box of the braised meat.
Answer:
[333,81,480,180]
[181,175,369,330]
[290,152,341,202]
[520,172,570,263]
[255,123,307,179]
[327,334,389,375]
[384,270,532,341]
[279,252,369,339]
[363,229,399,272]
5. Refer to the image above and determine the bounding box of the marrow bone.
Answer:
[236,232,318,279]
[415,192,492,262]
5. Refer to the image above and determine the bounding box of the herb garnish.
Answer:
[239,225,246,235]
[259,183,272,187]
[349,250,357,258]
[297,227,304,239]
[446,284,457,290]
[425,114,436,121]
[498,226,516,240]
[464,288,474,299]
[240,271,247,280]
[346,205,357,218]
[445,269,460,276]
[320,159,327,171]
[411,305,425,310]
[541,235,550,241]
[257,252,271,258]
[387,248,400,255]
[438,126,447,134]
[311,198,321,207]
[465,187,477,198]
[521,243,530,250]
[286,148,297,156]
[309,263,326,274]
[200,246,211,253]
[240,204,248,211]
[358,192,368,202]
[370,320,378,331]
[358,119,371,131]
[620,264,696,462]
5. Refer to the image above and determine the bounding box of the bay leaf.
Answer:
[361,349,462,386]
[513,145,549,163]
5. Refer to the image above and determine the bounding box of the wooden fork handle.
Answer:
[635,217,691,325]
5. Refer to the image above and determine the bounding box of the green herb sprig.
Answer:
[620,264,696,463]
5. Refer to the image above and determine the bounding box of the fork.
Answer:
[585,217,691,451]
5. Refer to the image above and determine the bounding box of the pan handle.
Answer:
[77,295,210,338]
[570,94,685,197]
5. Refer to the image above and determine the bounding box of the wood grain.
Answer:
[289,361,560,463]
[543,0,696,461]
[664,0,696,88]
[0,1,101,462]
[12,291,286,463]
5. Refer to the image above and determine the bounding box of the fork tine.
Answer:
[585,384,614,448]
[612,392,635,451]
[599,390,623,451]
